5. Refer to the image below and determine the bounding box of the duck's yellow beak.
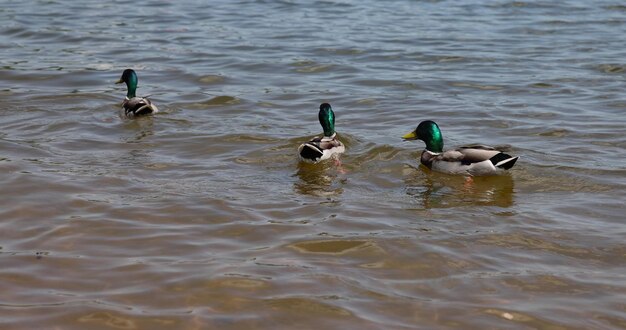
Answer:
[402,131,417,140]
[115,79,123,84]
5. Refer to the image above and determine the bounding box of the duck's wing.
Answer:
[451,146,502,164]
[433,146,500,165]
[301,136,344,152]
[458,144,497,151]
[122,97,158,117]
[298,136,324,162]
[317,137,344,151]
[298,135,345,163]
[444,145,518,170]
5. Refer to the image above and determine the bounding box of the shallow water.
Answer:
[1,0,625,329]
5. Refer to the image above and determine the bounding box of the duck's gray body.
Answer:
[421,144,518,176]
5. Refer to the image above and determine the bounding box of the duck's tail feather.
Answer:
[490,153,519,170]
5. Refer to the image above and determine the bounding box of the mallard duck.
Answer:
[298,103,345,163]
[115,69,159,117]
[402,120,518,176]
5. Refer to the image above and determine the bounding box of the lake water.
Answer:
[1,0,625,329]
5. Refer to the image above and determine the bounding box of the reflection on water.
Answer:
[405,165,515,209]
[122,117,155,143]
[115,118,156,170]
[294,161,346,197]
[290,239,370,254]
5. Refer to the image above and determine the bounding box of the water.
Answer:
[1,0,625,329]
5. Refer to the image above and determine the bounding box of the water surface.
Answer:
[1,0,625,329]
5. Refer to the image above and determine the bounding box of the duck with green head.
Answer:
[116,69,159,117]
[298,103,345,163]
[402,120,519,176]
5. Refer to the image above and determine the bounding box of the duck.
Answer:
[115,69,159,117]
[298,103,345,163]
[402,120,518,176]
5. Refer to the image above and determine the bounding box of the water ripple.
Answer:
[1,0,625,329]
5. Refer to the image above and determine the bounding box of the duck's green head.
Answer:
[318,103,336,137]
[116,69,138,98]
[402,120,443,152]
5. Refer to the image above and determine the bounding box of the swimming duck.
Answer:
[115,69,159,117]
[402,120,518,176]
[298,103,345,163]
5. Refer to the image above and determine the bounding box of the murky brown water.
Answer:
[1,1,625,329]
